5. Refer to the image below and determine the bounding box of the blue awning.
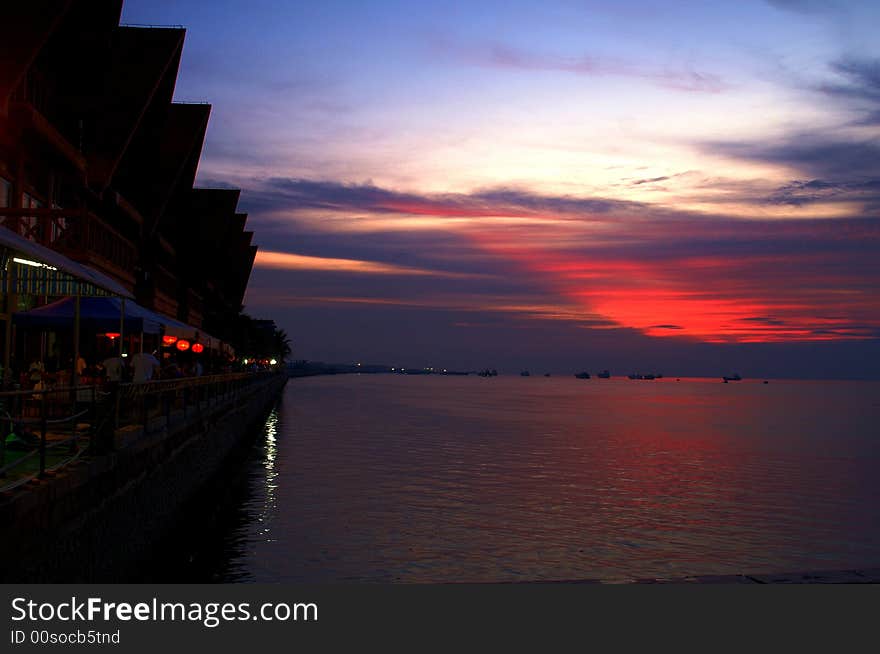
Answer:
[13,297,162,333]
[13,297,226,348]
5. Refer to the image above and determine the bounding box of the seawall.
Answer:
[0,373,287,582]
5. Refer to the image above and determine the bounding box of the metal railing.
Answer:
[111,371,277,437]
[0,385,99,492]
[0,371,282,492]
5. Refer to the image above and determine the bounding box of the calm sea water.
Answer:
[177,375,880,582]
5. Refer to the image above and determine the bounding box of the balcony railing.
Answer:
[0,208,136,281]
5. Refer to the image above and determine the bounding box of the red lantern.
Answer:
[176,339,190,351]
[162,335,178,346]
[104,332,120,340]
[191,343,204,354]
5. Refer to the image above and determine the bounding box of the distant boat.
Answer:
[520,370,530,377]
[544,373,551,377]
[574,372,591,379]
[627,373,656,380]
[478,369,498,377]
[722,373,742,382]
[597,370,611,379]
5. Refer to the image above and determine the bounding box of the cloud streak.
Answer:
[255,250,490,279]
[241,176,880,344]
[430,37,727,93]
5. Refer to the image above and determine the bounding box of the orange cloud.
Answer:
[255,250,488,279]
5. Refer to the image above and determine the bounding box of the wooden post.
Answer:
[119,298,125,357]
[38,391,47,477]
[2,257,17,387]
[73,291,81,388]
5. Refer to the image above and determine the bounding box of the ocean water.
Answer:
[188,375,880,582]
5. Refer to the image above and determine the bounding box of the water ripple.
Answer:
[217,376,880,582]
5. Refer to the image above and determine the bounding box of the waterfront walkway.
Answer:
[0,371,279,492]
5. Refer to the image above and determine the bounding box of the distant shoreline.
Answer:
[287,371,880,382]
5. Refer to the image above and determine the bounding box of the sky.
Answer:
[123,0,880,378]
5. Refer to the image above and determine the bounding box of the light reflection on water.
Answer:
[214,375,880,582]
[259,411,278,542]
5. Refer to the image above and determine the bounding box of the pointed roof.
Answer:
[0,0,72,113]
[176,187,243,247]
[123,102,212,237]
[82,26,185,189]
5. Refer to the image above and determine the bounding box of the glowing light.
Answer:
[104,332,120,340]
[176,339,190,351]
[13,257,57,270]
[191,343,205,354]
[270,358,277,365]
[162,335,178,346]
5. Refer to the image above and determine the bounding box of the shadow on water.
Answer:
[132,407,279,582]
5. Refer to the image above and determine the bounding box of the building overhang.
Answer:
[0,225,133,298]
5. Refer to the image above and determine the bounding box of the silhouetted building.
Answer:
[0,0,256,341]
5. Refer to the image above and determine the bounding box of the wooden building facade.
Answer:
[0,0,257,343]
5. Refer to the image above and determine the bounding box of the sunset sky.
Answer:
[124,0,880,377]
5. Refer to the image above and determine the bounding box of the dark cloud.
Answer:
[703,55,880,201]
[238,177,645,220]
[231,175,878,362]
[818,57,880,126]
[708,136,880,180]
[234,177,880,269]
[703,133,880,212]
[241,178,418,214]
[738,317,788,326]
[823,58,880,101]
[769,178,880,206]
[851,110,880,127]
[631,176,670,186]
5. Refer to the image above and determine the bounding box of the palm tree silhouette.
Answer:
[274,328,292,362]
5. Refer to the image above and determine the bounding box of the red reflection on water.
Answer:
[221,377,880,583]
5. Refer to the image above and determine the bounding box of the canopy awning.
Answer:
[157,312,201,340]
[13,297,161,333]
[0,226,133,298]
[13,296,228,350]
